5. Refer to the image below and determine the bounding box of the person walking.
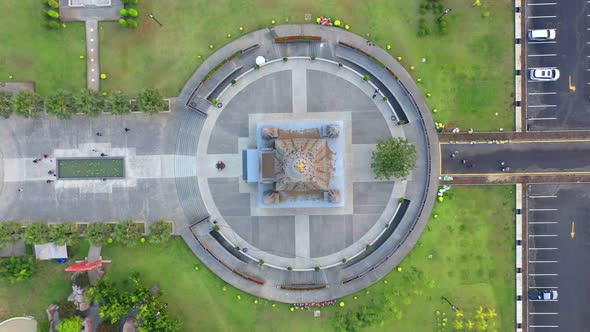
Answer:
[100,153,108,157]
[96,132,103,136]
[124,128,130,132]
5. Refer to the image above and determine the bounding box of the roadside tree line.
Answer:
[0,88,169,119]
[0,219,173,249]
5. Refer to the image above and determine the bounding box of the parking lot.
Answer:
[525,0,590,131]
[526,183,590,331]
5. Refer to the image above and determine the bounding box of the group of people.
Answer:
[292,300,337,310]
[32,154,57,186]
[449,150,475,169]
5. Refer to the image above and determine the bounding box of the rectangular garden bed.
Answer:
[57,158,125,179]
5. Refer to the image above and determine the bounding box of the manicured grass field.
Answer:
[0,1,86,95]
[98,0,514,131]
[0,186,515,330]
[58,158,125,178]
[0,1,513,131]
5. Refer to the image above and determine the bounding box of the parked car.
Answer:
[528,289,558,300]
[528,29,557,41]
[529,68,560,81]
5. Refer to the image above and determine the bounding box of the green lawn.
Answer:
[0,1,513,131]
[58,158,125,178]
[0,1,86,95]
[0,186,514,331]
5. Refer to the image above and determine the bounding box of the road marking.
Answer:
[529,234,558,237]
[529,273,558,276]
[571,221,575,239]
[529,248,558,250]
[529,261,558,263]
[529,312,558,315]
[528,54,557,57]
[527,117,557,120]
[529,286,558,288]
[529,222,558,224]
[528,105,557,108]
[529,325,559,328]
[569,75,576,92]
[528,2,557,5]
[528,80,557,83]
[529,16,557,19]
[527,41,557,44]
[529,208,557,211]
[527,93,556,96]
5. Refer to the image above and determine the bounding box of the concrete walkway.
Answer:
[85,20,100,91]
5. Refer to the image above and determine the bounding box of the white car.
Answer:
[529,68,560,81]
[528,29,557,41]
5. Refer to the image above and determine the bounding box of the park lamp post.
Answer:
[438,8,452,21]
[441,296,460,312]
[148,12,163,27]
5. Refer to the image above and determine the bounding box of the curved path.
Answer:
[176,24,440,302]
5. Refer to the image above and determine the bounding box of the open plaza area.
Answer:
[4,0,590,331]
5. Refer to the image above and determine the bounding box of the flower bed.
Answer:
[274,36,322,43]
[57,158,125,179]
[202,50,242,81]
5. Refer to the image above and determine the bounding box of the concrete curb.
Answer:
[515,0,523,133]
[516,183,524,332]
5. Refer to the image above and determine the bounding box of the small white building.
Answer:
[34,243,68,260]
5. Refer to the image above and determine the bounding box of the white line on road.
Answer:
[528,105,557,108]
[528,118,557,120]
[529,234,558,237]
[529,286,558,288]
[529,221,558,224]
[529,261,558,263]
[529,273,558,276]
[528,16,557,19]
[529,208,558,211]
[529,195,557,197]
[529,248,558,250]
[527,93,556,96]
[529,312,558,315]
[529,326,559,328]
[528,54,557,57]
[528,41,557,44]
[528,2,557,5]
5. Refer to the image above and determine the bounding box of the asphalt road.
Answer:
[525,0,590,130]
[526,183,590,331]
[441,141,590,175]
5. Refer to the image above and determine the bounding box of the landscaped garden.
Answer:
[0,186,514,331]
[0,0,513,131]
[58,158,125,179]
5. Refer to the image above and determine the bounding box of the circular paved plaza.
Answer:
[177,25,439,302]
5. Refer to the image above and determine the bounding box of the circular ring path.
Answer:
[174,24,439,303]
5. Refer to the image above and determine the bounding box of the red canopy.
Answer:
[65,259,102,272]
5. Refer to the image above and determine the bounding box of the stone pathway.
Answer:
[85,20,100,91]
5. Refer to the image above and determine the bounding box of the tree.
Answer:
[148,219,172,244]
[106,92,130,115]
[50,223,79,246]
[119,18,128,27]
[46,90,76,119]
[24,221,51,244]
[137,299,182,332]
[127,19,138,29]
[138,88,166,114]
[56,316,83,332]
[13,90,44,118]
[0,221,24,248]
[128,8,138,17]
[0,257,36,283]
[371,137,417,180]
[47,9,60,19]
[115,219,143,247]
[0,90,14,118]
[85,223,112,247]
[75,89,103,117]
[47,0,60,8]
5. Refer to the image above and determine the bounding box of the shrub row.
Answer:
[0,219,173,248]
[203,50,243,81]
[0,88,168,119]
[119,0,140,28]
[274,35,322,43]
[42,0,61,30]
